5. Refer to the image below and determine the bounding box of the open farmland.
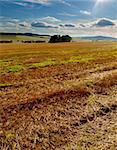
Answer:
[0,42,117,150]
[0,35,49,43]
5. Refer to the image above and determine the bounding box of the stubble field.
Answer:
[0,42,117,150]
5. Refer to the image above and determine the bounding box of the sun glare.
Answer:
[94,0,110,7]
[97,0,104,2]
[93,0,111,15]
[96,0,109,3]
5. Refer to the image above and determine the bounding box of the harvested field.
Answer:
[0,42,117,150]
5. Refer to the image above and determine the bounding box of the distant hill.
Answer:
[0,32,50,37]
[0,32,50,42]
[79,36,117,41]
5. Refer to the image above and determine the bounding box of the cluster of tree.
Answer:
[21,40,45,43]
[49,35,72,43]
[0,40,13,43]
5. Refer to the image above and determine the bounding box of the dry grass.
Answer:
[0,41,117,149]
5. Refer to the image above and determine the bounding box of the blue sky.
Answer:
[0,0,117,37]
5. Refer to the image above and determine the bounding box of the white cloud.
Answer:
[93,18,115,27]
[0,16,117,38]
[31,21,58,28]
[2,0,72,6]
[13,2,28,7]
[1,0,50,5]
[40,16,61,24]
[59,24,75,28]
[19,21,31,28]
[80,10,91,16]
[80,18,117,29]
[58,12,77,17]
[59,0,71,7]
[23,0,50,5]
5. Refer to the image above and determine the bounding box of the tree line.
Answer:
[0,35,72,43]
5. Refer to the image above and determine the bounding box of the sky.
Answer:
[0,0,117,37]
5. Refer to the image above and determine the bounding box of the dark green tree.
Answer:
[49,35,72,43]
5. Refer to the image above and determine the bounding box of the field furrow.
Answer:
[0,42,117,149]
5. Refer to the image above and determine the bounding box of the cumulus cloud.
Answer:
[0,17,19,28]
[77,18,116,29]
[59,23,76,28]
[64,24,75,27]
[0,16,117,38]
[31,21,57,28]
[93,18,115,27]
[40,16,61,24]
[80,10,91,16]
[19,21,31,28]
[0,17,30,30]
